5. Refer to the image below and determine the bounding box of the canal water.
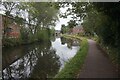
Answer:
[2,37,80,79]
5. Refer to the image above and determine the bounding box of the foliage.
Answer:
[67,20,77,28]
[25,2,59,32]
[20,27,29,43]
[61,24,66,34]
[61,24,70,34]
[35,29,50,42]
[2,38,21,47]
[50,27,55,36]
[2,2,19,16]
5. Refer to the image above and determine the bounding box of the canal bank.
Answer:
[55,35,89,78]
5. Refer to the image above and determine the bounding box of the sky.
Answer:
[55,6,72,30]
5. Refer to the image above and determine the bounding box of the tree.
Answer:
[61,24,69,34]
[2,2,18,16]
[67,20,77,28]
[24,2,59,34]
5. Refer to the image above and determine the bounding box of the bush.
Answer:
[35,29,50,42]
[3,38,21,47]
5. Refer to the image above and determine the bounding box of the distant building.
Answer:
[71,26,84,34]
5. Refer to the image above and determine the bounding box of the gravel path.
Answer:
[78,39,118,78]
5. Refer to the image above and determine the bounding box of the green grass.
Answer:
[55,35,89,78]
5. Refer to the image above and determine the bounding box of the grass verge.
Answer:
[55,35,89,78]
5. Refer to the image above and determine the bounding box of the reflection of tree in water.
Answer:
[67,39,73,49]
[23,40,52,54]
[30,48,60,79]
[3,40,61,79]
[60,37,66,45]
[60,37,73,49]
[50,35,56,42]
[2,46,25,69]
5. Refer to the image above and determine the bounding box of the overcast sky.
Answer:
[55,6,72,30]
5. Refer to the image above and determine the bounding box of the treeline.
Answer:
[60,2,120,65]
[2,2,59,47]
[85,3,120,65]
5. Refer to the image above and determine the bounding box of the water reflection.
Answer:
[2,37,80,79]
[52,37,80,69]
[61,37,80,49]
[3,40,61,79]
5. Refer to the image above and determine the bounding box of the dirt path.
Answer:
[78,39,118,78]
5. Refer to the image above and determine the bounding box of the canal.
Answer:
[2,37,80,79]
